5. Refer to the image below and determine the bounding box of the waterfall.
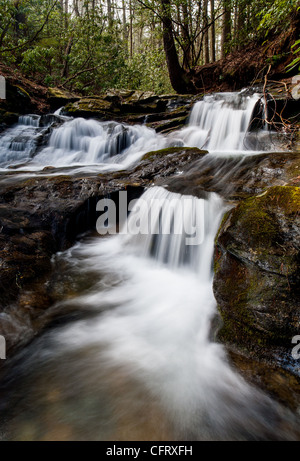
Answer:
[0,115,43,165]
[1,186,297,441]
[177,91,264,151]
[0,115,167,170]
[33,118,166,169]
[0,91,297,441]
[18,115,41,127]
[125,186,224,277]
[50,188,298,440]
[0,90,276,170]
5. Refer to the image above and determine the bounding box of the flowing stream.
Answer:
[0,91,298,441]
[0,115,167,172]
[178,91,262,151]
[0,91,277,172]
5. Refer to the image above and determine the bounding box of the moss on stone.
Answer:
[47,175,72,183]
[21,178,40,188]
[234,199,278,247]
[15,85,31,100]
[264,185,300,214]
[47,87,76,100]
[65,98,112,114]
[0,110,18,125]
[142,147,206,161]
[229,186,300,249]
[214,184,300,356]
[283,152,300,179]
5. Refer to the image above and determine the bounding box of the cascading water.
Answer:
[0,115,43,165]
[125,187,224,276]
[33,118,166,169]
[0,116,167,171]
[176,91,266,152]
[0,91,298,441]
[0,186,299,440]
[0,90,274,172]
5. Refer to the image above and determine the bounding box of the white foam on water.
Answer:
[41,187,297,440]
[176,92,263,152]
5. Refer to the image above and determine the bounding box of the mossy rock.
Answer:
[64,98,114,118]
[77,98,112,111]
[142,146,206,161]
[63,91,196,122]
[213,185,300,361]
[47,87,76,99]
[0,109,18,127]
[126,91,157,103]
[147,115,189,134]
[0,81,33,116]
[15,85,31,100]
[47,87,80,111]
[102,89,135,101]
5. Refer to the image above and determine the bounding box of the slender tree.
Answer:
[161,0,192,93]
[210,0,216,61]
[221,0,231,59]
[203,0,209,64]
[107,0,113,28]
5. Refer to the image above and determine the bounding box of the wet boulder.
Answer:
[0,82,33,128]
[63,91,195,131]
[47,87,80,112]
[213,186,300,369]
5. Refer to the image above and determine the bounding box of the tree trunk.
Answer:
[210,0,216,61]
[61,36,73,78]
[107,0,113,28]
[203,0,209,64]
[161,0,191,93]
[237,1,244,50]
[64,0,68,29]
[129,0,133,57]
[181,2,192,70]
[73,0,80,17]
[13,0,26,39]
[122,0,128,44]
[221,0,231,59]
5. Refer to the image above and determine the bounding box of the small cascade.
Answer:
[45,186,298,440]
[125,186,224,276]
[1,186,297,441]
[177,91,265,151]
[54,107,63,116]
[0,115,44,165]
[0,89,278,171]
[33,117,166,168]
[18,114,41,127]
